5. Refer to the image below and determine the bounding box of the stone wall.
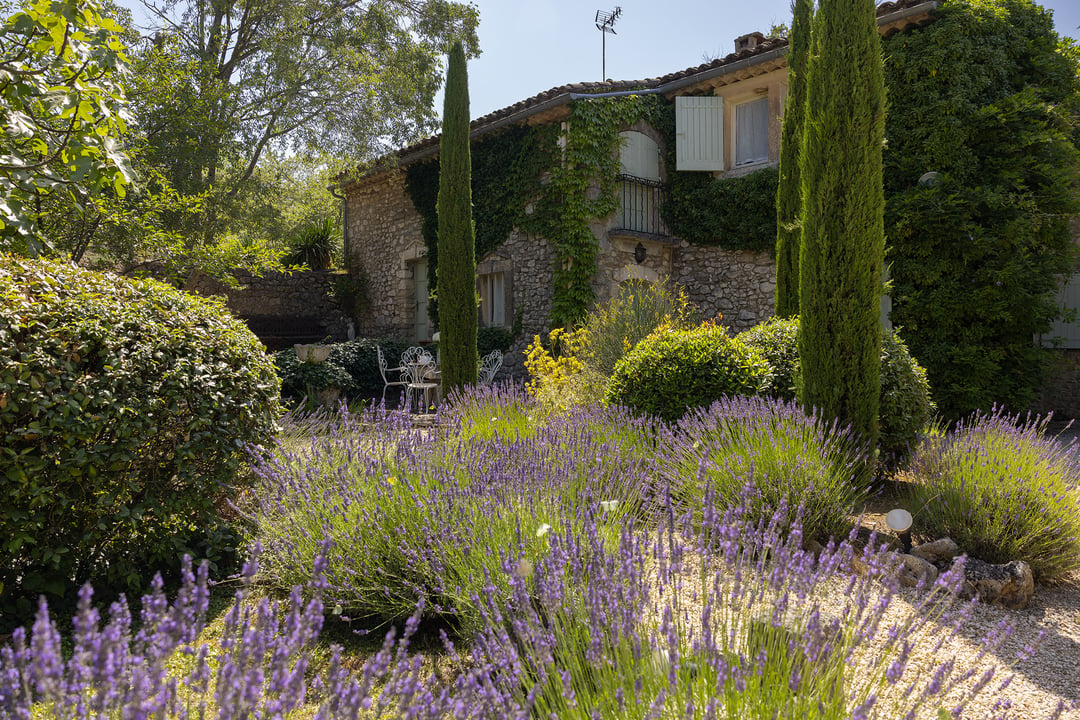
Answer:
[344,170,426,340]
[186,269,351,348]
[671,243,775,333]
[487,230,557,378]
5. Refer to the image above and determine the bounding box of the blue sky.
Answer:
[461,0,1080,119]
[114,0,1080,122]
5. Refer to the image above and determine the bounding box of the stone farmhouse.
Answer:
[337,0,936,377]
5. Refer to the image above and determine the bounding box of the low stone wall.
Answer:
[186,269,352,349]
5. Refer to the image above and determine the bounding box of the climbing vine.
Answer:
[405,123,556,327]
[403,91,776,328]
[522,93,667,326]
[405,94,667,328]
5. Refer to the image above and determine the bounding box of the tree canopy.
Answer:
[131,0,479,238]
[0,0,133,253]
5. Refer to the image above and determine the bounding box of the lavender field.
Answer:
[6,383,1075,719]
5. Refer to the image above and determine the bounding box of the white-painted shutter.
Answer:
[676,96,725,171]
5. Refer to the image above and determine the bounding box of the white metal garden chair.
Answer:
[377,345,408,404]
[401,346,439,412]
[477,349,503,386]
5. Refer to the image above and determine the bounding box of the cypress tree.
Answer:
[774,0,812,318]
[437,40,478,390]
[797,0,885,448]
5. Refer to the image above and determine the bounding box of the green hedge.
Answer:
[737,316,935,467]
[0,255,281,626]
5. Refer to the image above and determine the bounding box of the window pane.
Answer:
[736,97,769,166]
[479,272,506,327]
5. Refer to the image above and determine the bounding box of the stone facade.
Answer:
[671,243,775,333]
[343,170,426,340]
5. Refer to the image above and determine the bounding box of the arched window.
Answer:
[619,131,661,181]
[617,131,667,236]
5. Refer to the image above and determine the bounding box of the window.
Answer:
[619,131,661,181]
[617,131,667,236]
[479,271,506,327]
[735,96,770,166]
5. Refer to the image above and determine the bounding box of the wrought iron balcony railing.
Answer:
[614,173,670,238]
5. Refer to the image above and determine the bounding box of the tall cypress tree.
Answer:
[437,40,478,390]
[798,0,885,448]
[774,0,812,318]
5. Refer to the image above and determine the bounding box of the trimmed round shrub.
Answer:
[663,395,871,542]
[0,255,281,624]
[737,316,935,466]
[606,323,770,422]
[908,408,1080,581]
[737,316,799,400]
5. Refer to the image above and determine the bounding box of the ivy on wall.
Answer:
[405,123,556,328]
[521,93,667,326]
[403,91,777,328]
[664,166,779,251]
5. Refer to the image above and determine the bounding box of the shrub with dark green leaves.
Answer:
[0,255,281,626]
[737,316,800,401]
[328,338,408,399]
[477,326,515,359]
[737,317,935,467]
[272,349,353,401]
[606,323,770,422]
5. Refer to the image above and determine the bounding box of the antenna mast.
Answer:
[594,6,622,81]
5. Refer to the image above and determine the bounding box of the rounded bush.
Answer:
[0,255,281,623]
[737,316,935,466]
[736,316,799,400]
[606,323,770,422]
[908,409,1080,581]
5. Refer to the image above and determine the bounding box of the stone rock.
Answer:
[896,553,939,588]
[910,538,960,566]
[850,552,938,589]
[958,558,1034,610]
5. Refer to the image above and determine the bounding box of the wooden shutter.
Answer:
[676,96,724,171]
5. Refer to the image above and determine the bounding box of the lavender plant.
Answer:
[1,496,1028,719]
[249,391,656,634]
[351,493,1023,719]
[909,407,1080,580]
[662,395,872,542]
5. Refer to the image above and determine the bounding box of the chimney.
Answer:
[734,32,766,53]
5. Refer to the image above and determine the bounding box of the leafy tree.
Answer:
[883,0,1080,419]
[129,0,479,241]
[0,0,133,253]
[798,0,886,448]
[774,0,811,318]
[436,39,477,390]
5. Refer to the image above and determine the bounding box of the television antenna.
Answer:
[594,6,622,80]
